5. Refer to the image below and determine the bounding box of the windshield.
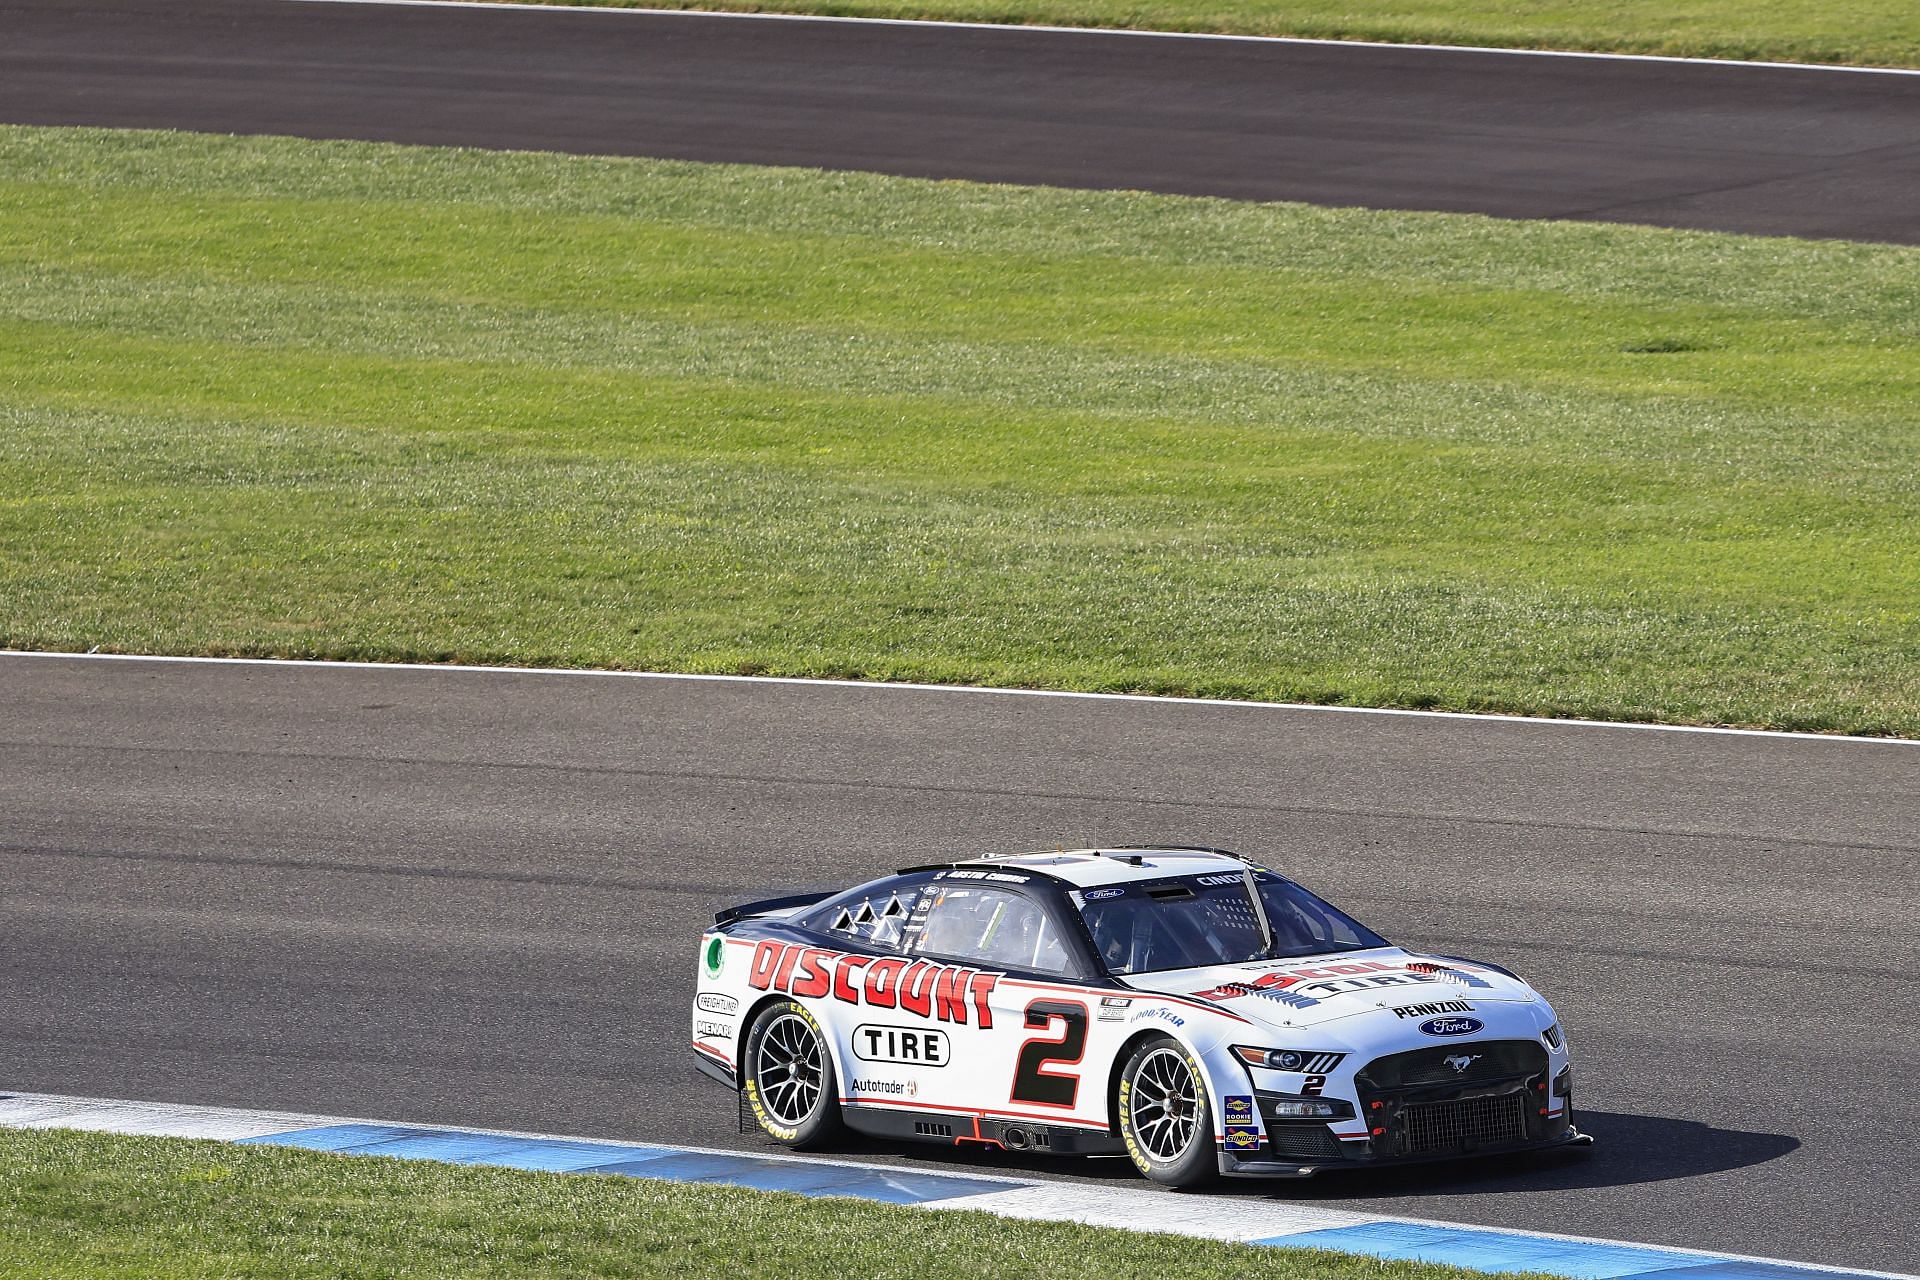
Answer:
[1077,872,1387,975]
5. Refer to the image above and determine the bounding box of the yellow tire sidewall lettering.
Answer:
[746,1000,816,1143]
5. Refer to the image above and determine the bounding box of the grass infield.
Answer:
[0,1127,1536,1279]
[2,127,1917,735]
[426,0,1920,70]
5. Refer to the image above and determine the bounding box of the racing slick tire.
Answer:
[742,1000,845,1150]
[1117,1034,1218,1188]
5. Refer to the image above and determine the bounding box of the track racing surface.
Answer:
[2,0,1919,242]
[2,655,1916,1271]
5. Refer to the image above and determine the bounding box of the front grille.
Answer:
[1401,1091,1530,1155]
[1358,1039,1545,1091]
[1265,1123,1347,1159]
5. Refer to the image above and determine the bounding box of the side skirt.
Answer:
[843,1103,1125,1157]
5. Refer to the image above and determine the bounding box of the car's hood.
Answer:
[1120,946,1541,1031]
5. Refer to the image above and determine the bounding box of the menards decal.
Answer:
[746,940,1002,1028]
[1196,958,1494,1004]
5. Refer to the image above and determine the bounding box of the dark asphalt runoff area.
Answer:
[1,0,1917,242]
[2,654,1916,1269]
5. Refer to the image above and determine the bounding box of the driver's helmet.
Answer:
[1085,895,1159,972]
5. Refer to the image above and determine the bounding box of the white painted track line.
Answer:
[282,0,1920,76]
[6,649,1914,746]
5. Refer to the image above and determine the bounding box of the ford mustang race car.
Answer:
[691,846,1587,1185]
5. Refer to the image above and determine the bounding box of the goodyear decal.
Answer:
[746,940,1001,1029]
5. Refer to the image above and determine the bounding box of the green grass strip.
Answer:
[438,0,1920,70]
[2,126,1917,734]
[0,1127,1543,1279]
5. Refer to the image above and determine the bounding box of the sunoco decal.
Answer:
[746,940,1001,1028]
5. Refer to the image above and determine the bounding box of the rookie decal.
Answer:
[746,940,1001,1029]
[1392,1000,1474,1019]
[854,1024,949,1066]
[1224,1095,1255,1124]
[1419,1016,1484,1037]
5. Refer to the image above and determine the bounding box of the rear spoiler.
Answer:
[714,890,833,927]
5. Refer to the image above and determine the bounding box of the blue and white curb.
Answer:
[3,1092,1910,1280]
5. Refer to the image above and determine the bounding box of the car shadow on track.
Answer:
[799,1109,1799,1195]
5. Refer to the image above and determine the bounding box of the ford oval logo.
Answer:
[1419,1016,1484,1037]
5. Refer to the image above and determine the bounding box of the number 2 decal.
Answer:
[1011,998,1088,1107]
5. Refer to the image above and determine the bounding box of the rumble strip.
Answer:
[2,1091,1909,1280]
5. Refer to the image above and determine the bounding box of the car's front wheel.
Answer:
[742,1000,844,1149]
[1117,1035,1218,1187]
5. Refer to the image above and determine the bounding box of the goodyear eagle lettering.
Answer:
[746,940,1000,1029]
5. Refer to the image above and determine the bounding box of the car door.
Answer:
[904,878,1111,1133]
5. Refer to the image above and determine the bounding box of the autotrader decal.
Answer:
[747,940,1000,1028]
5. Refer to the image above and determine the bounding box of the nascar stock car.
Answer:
[690,846,1588,1185]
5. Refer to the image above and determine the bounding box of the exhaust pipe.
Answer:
[1003,1126,1030,1150]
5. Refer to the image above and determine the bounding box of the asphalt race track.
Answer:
[3,0,1920,242]
[4,2,1919,1267]
[2,655,1916,1269]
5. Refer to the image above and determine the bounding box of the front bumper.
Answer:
[1220,1038,1587,1178]
[1221,1120,1590,1178]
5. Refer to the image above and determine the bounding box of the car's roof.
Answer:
[916,846,1258,890]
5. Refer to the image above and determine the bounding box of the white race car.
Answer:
[691,846,1587,1184]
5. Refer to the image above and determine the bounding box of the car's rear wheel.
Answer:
[742,1000,844,1149]
[1117,1035,1217,1187]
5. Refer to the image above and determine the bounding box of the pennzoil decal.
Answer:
[1392,999,1473,1019]
[746,940,1001,1028]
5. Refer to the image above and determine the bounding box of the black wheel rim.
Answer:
[1129,1046,1200,1161]
[755,1011,825,1127]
